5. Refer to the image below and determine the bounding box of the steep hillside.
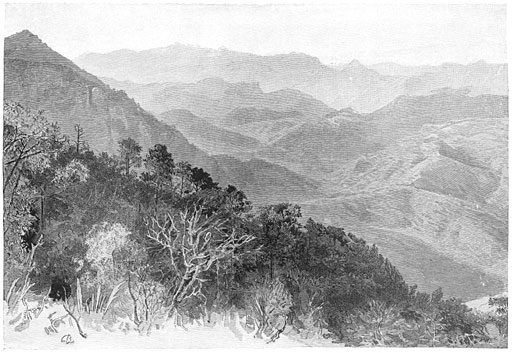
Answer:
[303,117,508,300]
[101,77,331,156]
[259,119,379,179]
[211,155,319,205]
[158,109,263,155]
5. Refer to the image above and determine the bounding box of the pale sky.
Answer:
[4,3,508,65]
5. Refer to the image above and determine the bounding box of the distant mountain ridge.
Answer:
[337,60,508,97]
[366,89,509,145]
[76,44,405,112]
[77,44,507,112]
[333,60,507,78]
[404,61,508,97]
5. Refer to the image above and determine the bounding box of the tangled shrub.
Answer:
[284,269,326,338]
[111,239,168,333]
[130,278,168,334]
[488,296,508,337]
[245,275,293,340]
[84,222,130,288]
[335,292,495,348]
[351,301,399,346]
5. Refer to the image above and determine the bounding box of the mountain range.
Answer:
[76,44,507,113]
[4,30,508,301]
[75,46,404,112]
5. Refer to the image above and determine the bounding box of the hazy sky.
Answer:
[4,3,507,65]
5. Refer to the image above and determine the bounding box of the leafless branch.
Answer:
[145,208,254,310]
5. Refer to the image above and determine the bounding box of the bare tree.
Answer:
[146,208,255,313]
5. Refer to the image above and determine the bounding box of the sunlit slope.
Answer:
[302,118,508,300]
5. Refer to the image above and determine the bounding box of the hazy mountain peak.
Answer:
[346,59,365,69]
[341,59,382,78]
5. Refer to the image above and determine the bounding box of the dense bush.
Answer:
[244,275,293,339]
[488,296,508,336]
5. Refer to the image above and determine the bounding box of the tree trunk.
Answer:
[127,272,141,326]
[270,256,274,280]
[39,194,44,233]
